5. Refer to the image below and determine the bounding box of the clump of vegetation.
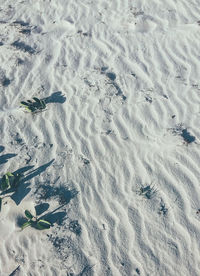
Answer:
[158,201,168,216]
[138,184,158,199]
[21,209,51,230]
[20,97,46,113]
[0,172,21,211]
[0,172,21,191]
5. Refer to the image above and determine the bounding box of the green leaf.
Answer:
[6,172,14,177]
[7,174,15,188]
[25,106,33,112]
[33,97,41,104]
[33,97,46,110]
[20,101,29,106]
[21,103,32,112]
[5,174,9,186]
[0,175,10,191]
[36,219,51,230]
[21,100,36,112]
[21,97,46,113]
[0,173,21,190]
[41,100,46,109]
[21,221,32,230]
[25,210,34,220]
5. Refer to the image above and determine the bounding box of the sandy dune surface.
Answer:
[0,0,200,275]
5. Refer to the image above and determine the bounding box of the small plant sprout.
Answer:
[138,184,158,199]
[0,172,21,192]
[158,201,168,216]
[20,97,46,113]
[0,172,21,211]
[21,209,51,230]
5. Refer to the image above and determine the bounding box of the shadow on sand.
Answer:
[43,91,66,104]
[35,183,78,205]
[40,205,67,226]
[0,145,17,165]
[0,153,17,165]
[1,160,54,206]
[11,40,36,54]
[21,159,54,183]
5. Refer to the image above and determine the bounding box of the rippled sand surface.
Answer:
[0,0,200,275]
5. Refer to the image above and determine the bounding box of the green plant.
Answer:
[138,184,157,199]
[0,172,21,211]
[0,172,21,192]
[158,202,168,216]
[21,209,51,230]
[20,97,46,113]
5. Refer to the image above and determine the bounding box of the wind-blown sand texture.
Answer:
[0,0,200,275]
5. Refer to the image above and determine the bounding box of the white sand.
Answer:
[0,0,200,275]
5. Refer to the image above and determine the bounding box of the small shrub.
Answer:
[0,172,21,211]
[138,184,157,199]
[158,201,168,216]
[20,97,46,113]
[0,172,21,192]
[21,209,51,230]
